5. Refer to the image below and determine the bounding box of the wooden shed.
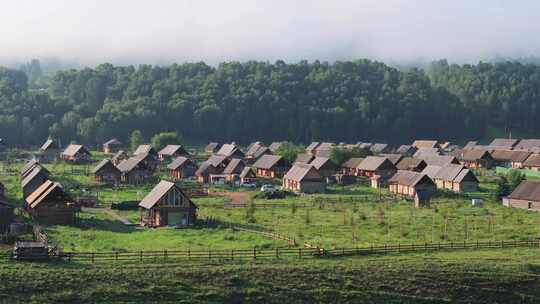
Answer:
[37,138,61,163]
[60,144,92,163]
[282,163,326,193]
[395,157,427,172]
[26,180,79,225]
[341,157,364,176]
[308,157,337,177]
[503,180,540,210]
[357,156,397,179]
[167,156,198,180]
[388,171,436,207]
[92,159,121,185]
[158,145,190,162]
[117,157,155,185]
[102,138,122,154]
[139,180,197,227]
[253,155,290,178]
[21,166,49,199]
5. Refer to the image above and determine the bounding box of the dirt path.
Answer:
[83,207,133,225]
[212,191,253,207]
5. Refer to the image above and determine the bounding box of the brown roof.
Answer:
[21,167,49,188]
[240,167,255,178]
[167,156,194,170]
[309,157,335,170]
[295,153,315,164]
[139,180,196,210]
[249,146,272,160]
[395,157,426,171]
[453,169,478,183]
[413,148,441,158]
[305,142,320,152]
[205,142,220,152]
[357,156,395,171]
[452,149,492,162]
[117,157,146,173]
[223,158,245,175]
[134,145,156,156]
[370,143,389,153]
[412,140,438,149]
[195,161,216,176]
[508,180,540,202]
[421,165,443,179]
[92,159,119,174]
[515,139,540,151]
[158,145,188,156]
[253,155,287,170]
[245,142,265,156]
[269,142,285,152]
[283,163,322,182]
[433,164,466,181]
[388,170,434,187]
[418,155,458,166]
[103,138,121,146]
[463,141,478,150]
[488,138,519,149]
[20,159,38,176]
[341,157,364,169]
[524,154,540,167]
[207,155,228,167]
[26,180,68,209]
[379,153,403,165]
[62,144,90,157]
[216,144,243,157]
[40,139,59,151]
[491,150,531,162]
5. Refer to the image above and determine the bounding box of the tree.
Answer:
[130,130,144,152]
[492,176,510,201]
[275,142,304,163]
[329,146,371,166]
[506,169,525,192]
[151,131,182,151]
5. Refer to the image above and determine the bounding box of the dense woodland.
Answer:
[0,59,539,147]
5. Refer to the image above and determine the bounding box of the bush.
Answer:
[252,190,296,200]
[111,200,139,210]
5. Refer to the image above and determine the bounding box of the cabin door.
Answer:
[167,211,185,226]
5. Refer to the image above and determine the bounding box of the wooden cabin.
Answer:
[488,138,520,150]
[396,145,417,157]
[158,145,190,162]
[117,157,155,185]
[305,142,321,155]
[26,180,79,225]
[423,164,479,193]
[245,145,272,164]
[222,158,246,182]
[36,138,61,163]
[167,157,198,180]
[92,159,121,185]
[503,180,540,210]
[253,155,290,178]
[139,180,197,227]
[240,167,257,184]
[282,163,326,193]
[269,142,285,153]
[370,143,391,154]
[523,154,540,171]
[102,138,122,154]
[308,157,337,177]
[215,143,244,159]
[111,150,129,165]
[21,167,49,199]
[451,149,494,169]
[491,150,532,169]
[195,161,221,184]
[395,157,427,172]
[341,157,364,176]
[388,171,436,207]
[411,140,439,150]
[357,156,396,179]
[60,144,92,163]
[294,153,315,165]
[133,152,159,172]
[134,144,158,158]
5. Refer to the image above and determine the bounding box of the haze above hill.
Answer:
[1,0,540,68]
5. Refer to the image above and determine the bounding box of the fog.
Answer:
[1,0,539,66]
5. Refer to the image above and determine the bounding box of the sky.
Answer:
[1,0,539,67]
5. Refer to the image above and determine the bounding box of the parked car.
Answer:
[241,182,257,188]
[260,184,276,192]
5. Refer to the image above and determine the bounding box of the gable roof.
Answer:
[283,163,322,182]
[453,168,478,183]
[370,143,389,153]
[379,153,403,165]
[216,143,243,157]
[21,167,49,188]
[357,156,395,171]
[158,145,188,156]
[40,139,59,151]
[20,159,38,176]
[112,150,128,161]
[418,155,458,166]
[253,155,287,170]
[167,156,194,170]
[134,145,156,156]
[195,161,218,176]
[412,140,438,149]
[92,159,119,174]
[205,142,220,152]
[223,158,245,174]
[421,165,443,179]
[309,157,335,170]
[62,144,90,157]
[245,142,265,156]
[305,142,320,152]
[491,150,532,162]
[103,138,122,146]
[395,157,426,171]
[451,149,493,162]
[463,141,478,150]
[396,145,416,154]
[341,157,364,169]
[508,180,540,202]
[524,154,540,167]
[269,142,285,152]
[139,180,196,210]
[515,139,540,151]
[388,170,434,187]
[26,180,69,209]
[240,167,255,178]
[117,157,146,173]
[207,155,228,167]
[488,138,520,149]
[433,164,466,181]
[295,153,315,164]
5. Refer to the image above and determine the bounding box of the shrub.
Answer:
[111,200,139,210]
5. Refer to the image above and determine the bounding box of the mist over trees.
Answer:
[0,59,538,147]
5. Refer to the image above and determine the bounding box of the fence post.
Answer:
[275,248,279,259]
[140,251,142,261]
[91,252,94,263]
[476,240,479,248]
[164,249,167,260]
[253,247,256,260]
[299,248,302,259]
[188,249,191,260]
[115,252,118,261]
[231,249,234,260]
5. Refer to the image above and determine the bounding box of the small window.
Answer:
[528,202,533,209]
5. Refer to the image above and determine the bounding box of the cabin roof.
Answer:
[62,144,90,157]
[488,138,520,149]
[388,170,433,187]
[253,155,286,170]
[283,163,322,182]
[223,158,245,174]
[508,180,540,202]
[139,180,196,210]
[357,156,394,171]
[158,145,187,156]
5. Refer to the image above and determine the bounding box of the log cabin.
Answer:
[388,171,436,207]
[356,156,396,178]
[451,149,494,169]
[133,152,159,172]
[21,167,50,199]
[158,145,190,162]
[221,158,246,182]
[491,150,532,169]
[240,167,257,184]
[36,138,61,163]
[60,144,92,163]
[395,157,427,172]
[102,138,122,154]
[215,143,244,159]
[204,142,221,154]
[25,180,79,225]
[117,157,155,185]
[282,163,326,193]
[245,145,273,164]
[92,159,121,185]
[167,157,198,180]
[308,157,337,177]
[503,180,540,210]
[341,157,364,176]
[139,180,197,227]
[422,164,478,192]
[523,154,540,171]
[195,161,221,184]
[253,155,290,178]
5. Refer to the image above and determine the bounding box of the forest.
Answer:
[0,59,539,147]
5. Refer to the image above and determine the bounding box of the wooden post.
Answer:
[92,252,95,263]
[275,248,279,258]
[188,249,191,260]
[253,247,256,259]
[209,249,211,260]
[299,248,302,259]
[140,251,143,261]
[115,252,118,261]
[231,249,234,260]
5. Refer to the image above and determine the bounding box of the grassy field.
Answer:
[1,248,540,303]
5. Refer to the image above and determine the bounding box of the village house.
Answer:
[117,157,155,185]
[417,155,459,167]
[269,141,285,153]
[216,143,245,159]
[451,149,494,169]
[356,156,397,178]
[395,157,427,172]
[21,166,50,199]
[523,154,540,171]
[139,180,197,228]
[412,140,439,149]
[220,158,246,183]
[305,142,321,155]
[245,145,273,164]
[134,144,158,158]
[111,150,129,165]
[25,180,80,225]
[60,144,92,163]
[102,138,122,154]
[388,171,436,207]
[488,138,520,150]
[92,159,121,185]
[396,145,417,156]
[195,161,221,184]
[253,155,290,178]
[309,157,337,177]
[514,139,540,152]
[463,141,478,150]
[422,164,479,192]
[158,145,190,162]
[239,167,257,184]
[204,142,221,154]
[294,153,315,165]
[282,163,326,193]
[370,143,391,154]
[491,150,532,168]
[167,157,198,180]
[380,153,404,166]
[503,180,540,210]
[341,157,364,176]
[36,138,61,163]
[134,152,159,171]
